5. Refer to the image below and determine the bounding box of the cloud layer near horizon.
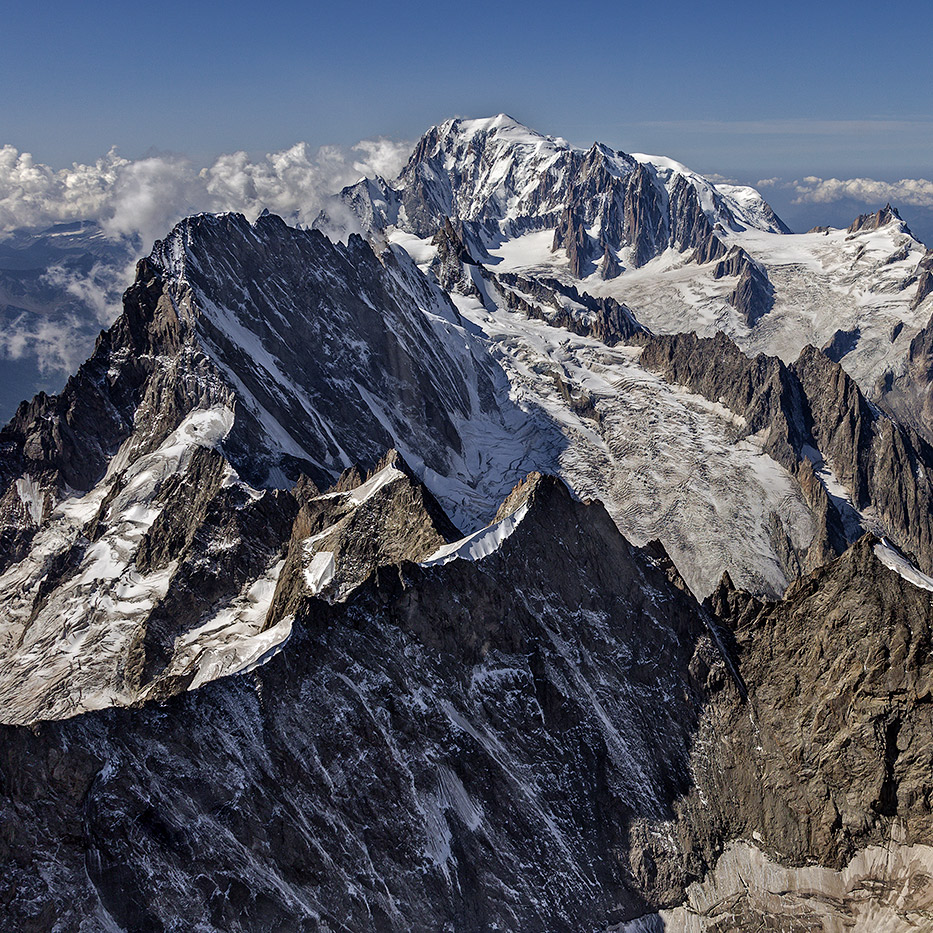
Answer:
[759,175,933,208]
[0,137,412,249]
[5,136,932,243]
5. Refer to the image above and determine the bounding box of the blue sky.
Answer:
[2,0,932,235]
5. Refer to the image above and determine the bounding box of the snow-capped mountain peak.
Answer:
[389,114,785,241]
[433,112,571,153]
[316,115,789,317]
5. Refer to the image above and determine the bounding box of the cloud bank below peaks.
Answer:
[759,175,933,209]
[0,137,413,248]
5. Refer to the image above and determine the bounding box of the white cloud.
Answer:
[758,174,933,208]
[102,154,199,249]
[0,310,92,375]
[0,136,413,381]
[0,137,413,246]
[0,262,131,377]
[637,118,933,137]
[788,176,933,208]
[0,145,127,233]
[704,172,738,185]
[42,261,126,326]
[199,138,410,228]
[352,138,412,180]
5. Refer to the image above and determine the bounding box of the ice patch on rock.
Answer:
[0,405,237,725]
[421,503,528,567]
[15,476,45,525]
[155,558,291,691]
[303,550,336,594]
[802,442,864,541]
[874,539,933,593]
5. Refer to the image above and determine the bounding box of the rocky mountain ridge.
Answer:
[318,114,785,325]
[1,114,933,932]
[2,474,931,932]
[5,201,933,734]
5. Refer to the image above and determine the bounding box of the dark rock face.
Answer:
[914,270,933,310]
[694,535,933,866]
[493,270,644,345]
[668,176,719,258]
[3,478,932,932]
[883,321,933,441]
[730,261,773,326]
[151,212,483,488]
[622,162,669,269]
[847,202,906,234]
[552,205,597,276]
[429,217,482,293]
[793,345,933,573]
[691,228,727,264]
[0,476,723,932]
[618,535,933,929]
[640,331,933,577]
[133,445,299,684]
[323,116,780,287]
[791,345,877,502]
[713,246,774,325]
[877,250,933,442]
[822,326,861,362]
[269,449,461,618]
[599,244,621,279]
[911,250,933,310]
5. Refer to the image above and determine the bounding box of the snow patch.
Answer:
[422,503,528,567]
[0,405,237,725]
[801,443,864,541]
[15,476,45,525]
[106,405,234,479]
[386,230,437,266]
[157,558,290,691]
[303,550,336,595]
[873,540,933,593]
[347,465,407,505]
